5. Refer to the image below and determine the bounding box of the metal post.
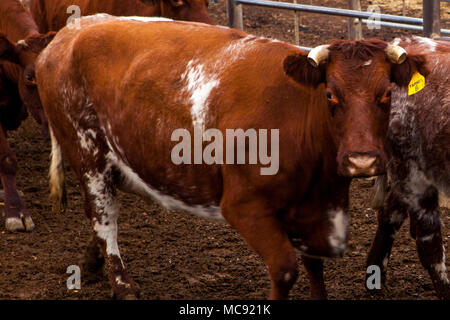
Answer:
[227,0,243,30]
[423,0,440,37]
[347,0,362,40]
[293,0,300,45]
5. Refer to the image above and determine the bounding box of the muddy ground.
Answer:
[0,0,449,300]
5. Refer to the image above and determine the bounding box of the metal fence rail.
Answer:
[228,0,445,40]
[362,20,450,35]
[235,0,424,25]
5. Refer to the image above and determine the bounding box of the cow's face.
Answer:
[0,62,28,131]
[284,39,428,177]
[13,32,55,138]
[141,0,214,24]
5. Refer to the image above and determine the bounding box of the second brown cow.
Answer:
[30,0,214,33]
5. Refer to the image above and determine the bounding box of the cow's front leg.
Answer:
[221,201,298,300]
[409,186,449,299]
[302,255,327,300]
[366,189,407,289]
[0,127,34,232]
[82,172,139,299]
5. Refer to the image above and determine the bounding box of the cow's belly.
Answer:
[104,135,224,220]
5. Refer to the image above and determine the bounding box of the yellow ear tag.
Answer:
[408,71,425,96]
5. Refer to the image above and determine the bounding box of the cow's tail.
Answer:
[371,175,388,210]
[49,128,67,213]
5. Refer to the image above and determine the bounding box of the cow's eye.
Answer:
[26,74,33,82]
[379,88,392,103]
[170,0,184,6]
[325,89,338,105]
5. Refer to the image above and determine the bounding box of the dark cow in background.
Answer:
[30,0,214,33]
[368,37,450,299]
[0,0,55,231]
[36,16,425,299]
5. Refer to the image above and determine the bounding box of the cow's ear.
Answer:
[283,52,326,88]
[391,53,429,87]
[16,31,56,54]
[0,34,19,63]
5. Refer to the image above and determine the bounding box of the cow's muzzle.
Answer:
[340,152,385,177]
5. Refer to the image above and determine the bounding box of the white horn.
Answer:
[385,45,407,64]
[17,39,29,49]
[307,45,330,68]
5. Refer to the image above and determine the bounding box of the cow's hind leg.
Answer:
[82,168,138,299]
[366,188,407,290]
[409,186,449,299]
[82,233,106,283]
[0,127,34,232]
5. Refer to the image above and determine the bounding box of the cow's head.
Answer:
[140,0,214,24]
[284,39,429,177]
[6,32,55,138]
[0,36,27,131]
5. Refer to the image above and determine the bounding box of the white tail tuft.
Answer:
[49,128,67,213]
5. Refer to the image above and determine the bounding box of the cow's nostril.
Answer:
[348,156,376,169]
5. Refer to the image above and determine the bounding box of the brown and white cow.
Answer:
[0,0,55,231]
[35,16,426,299]
[30,0,214,33]
[368,37,450,299]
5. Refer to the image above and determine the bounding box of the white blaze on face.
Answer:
[181,60,220,130]
[328,208,349,256]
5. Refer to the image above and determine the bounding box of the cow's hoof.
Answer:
[52,197,67,214]
[111,281,140,300]
[432,280,450,300]
[5,216,35,232]
[111,291,138,300]
[23,216,36,231]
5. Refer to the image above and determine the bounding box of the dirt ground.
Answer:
[0,0,449,300]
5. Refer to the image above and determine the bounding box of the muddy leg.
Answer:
[302,255,327,300]
[410,186,449,299]
[82,233,105,282]
[0,127,34,232]
[366,190,407,288]
[82,171,138,299]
